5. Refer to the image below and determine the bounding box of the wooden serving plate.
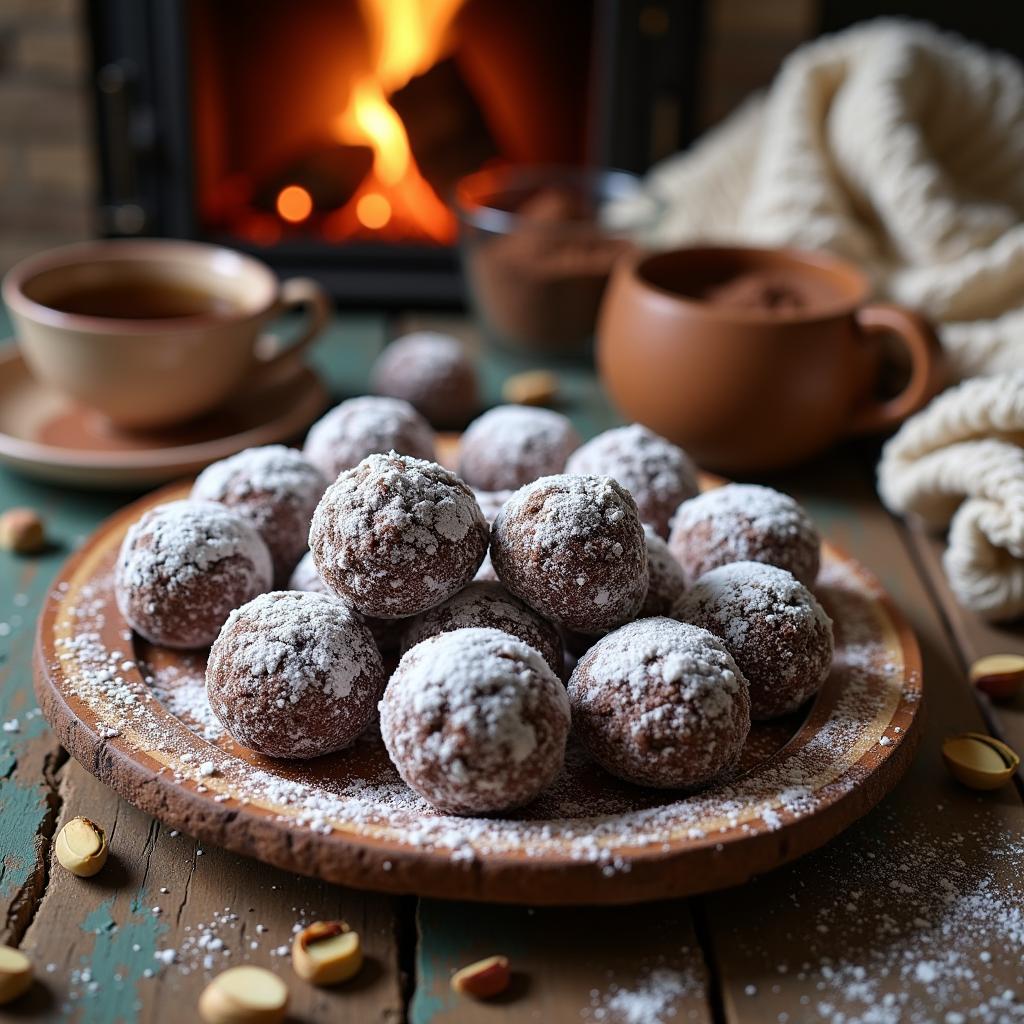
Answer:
[34,482,923,905]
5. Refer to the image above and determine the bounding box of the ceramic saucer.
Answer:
[0,344,328,488]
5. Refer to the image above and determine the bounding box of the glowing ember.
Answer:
[328,0,465,242]
[356,193,392,230]
[276,185,313,224]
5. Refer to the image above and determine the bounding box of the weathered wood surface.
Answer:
[903,518,1024,772]
[702,453,1024,1024]
[2,308,1023,1022]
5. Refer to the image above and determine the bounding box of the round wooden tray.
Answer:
[35,482,923,905]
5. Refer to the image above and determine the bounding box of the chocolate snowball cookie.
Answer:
[192,445,327,586]
[309,452,488,618]
[207,591,385,759]
[115,500,272,649]
[288,551,404,653]
[380,627,570,814]
[302,396,436,481]
[458,405,581,491]
[568,617,751,789]
[472,489,513,582]
[677,561,833,720]
[566,424,699,537]
[490,474,648,634]
[640,525,687,617]
[401,580,563,675]
[371,331,479,428]
[669,483,820,587]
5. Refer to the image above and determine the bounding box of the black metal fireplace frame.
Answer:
[87,0,704,306]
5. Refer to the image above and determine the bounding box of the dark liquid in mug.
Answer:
[46,279,241,319]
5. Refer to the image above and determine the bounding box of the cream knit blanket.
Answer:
[878,373,1024,620]
[645,19,1024,379]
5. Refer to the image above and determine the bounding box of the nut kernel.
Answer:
[970,653,1024,701]
[291,920,362,986]
[0,946,32,1005]
[502,370,558,407]
[198,965,288,1024]
[0,508,46,555]
[942,732,1020,790]
[450,955,511,999]
[55,816,108,877]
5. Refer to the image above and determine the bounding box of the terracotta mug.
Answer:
[3,239,330,430]
[596,246,943,472]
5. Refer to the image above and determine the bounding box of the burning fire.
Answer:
[276,0,464,242]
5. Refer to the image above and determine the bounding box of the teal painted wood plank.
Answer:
[411,900,712,1023]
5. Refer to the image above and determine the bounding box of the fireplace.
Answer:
[88,0,702,305]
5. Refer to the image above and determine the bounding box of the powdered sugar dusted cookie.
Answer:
[677,561,833,719]
[207,590,384,759]
[669,483,820,586]
[568,617,750,789]
[303,396,436,480]
[458,405,580,491]
[380,627,570,814]
[192,445,326,586]
[401,580,563,675]
[640,524,687,617]
[309,452,488,618]
[490,474,648,634]
[115,500,272,649]
[371,331,479,428]
[566,424,698,537]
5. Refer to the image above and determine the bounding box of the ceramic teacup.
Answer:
[3,239,329,431]
[597,246,943,472]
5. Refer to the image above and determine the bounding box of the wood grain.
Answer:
[19,758,406,1022]
[700,455,1024,1023]
[902,517,1024,771]
[411,900,712,1023]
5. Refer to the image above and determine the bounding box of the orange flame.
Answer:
[327,0,465,242]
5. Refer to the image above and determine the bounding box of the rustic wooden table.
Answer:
[1,312,1022,1024]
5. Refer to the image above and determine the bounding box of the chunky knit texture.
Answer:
[878,372,1024,620]
[643,19,1024,378]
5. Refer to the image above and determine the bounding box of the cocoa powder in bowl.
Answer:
[457,169,650,355]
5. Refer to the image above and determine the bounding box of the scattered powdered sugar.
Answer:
[459,405,581,491]
[144,655,223,741]
[729,803,1024,1023]
[566,424,699,537]
[583,964,705,1023]
[302,395,436,480]
[46,541,920,878]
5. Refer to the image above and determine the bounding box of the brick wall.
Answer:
[0,0,94,273]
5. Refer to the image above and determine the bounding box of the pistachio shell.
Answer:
[942,732,1020,790]
[969,653,1024,701]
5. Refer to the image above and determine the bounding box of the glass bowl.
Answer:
[453,165,659,358]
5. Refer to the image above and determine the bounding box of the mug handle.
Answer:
[252,277,330,382]
[844,303,943,435]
